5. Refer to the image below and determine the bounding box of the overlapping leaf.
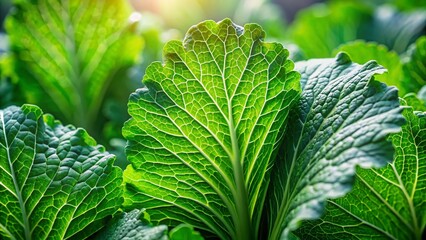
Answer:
[94,209,168,240]
[265,53,405,239]
[6,0,141,130]
[0,105,123,239]
[403,36,426,94]
[334,41,405,94]
[290,2,372,59]
[295,96,426,240]
[122,19,300,239]
[290,2,426,59]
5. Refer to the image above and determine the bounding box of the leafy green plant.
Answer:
[122,19,405,239]
[0,0,425,239]
[122,19,300,239]
[265,51,406,239]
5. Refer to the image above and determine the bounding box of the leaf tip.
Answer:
[21,104,43,119]
[335,52,352,65]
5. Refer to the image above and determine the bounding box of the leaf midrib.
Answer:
[0,111,31,240]
[197,29,252,239]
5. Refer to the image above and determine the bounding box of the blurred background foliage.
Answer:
[0,0,424,168]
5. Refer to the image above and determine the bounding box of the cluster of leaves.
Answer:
[0,0,425,239]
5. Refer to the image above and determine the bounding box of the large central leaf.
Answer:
[122,19,300,239]
[0,105,123,239]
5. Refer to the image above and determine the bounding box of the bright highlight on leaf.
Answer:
[265,53,405,239]
[295,95,426,240]
[122,19,300,239]
[0,105,123,239]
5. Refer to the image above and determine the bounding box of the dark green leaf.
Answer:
[0,104,123,239]
[265,53,405,239]
[295,96,425,240]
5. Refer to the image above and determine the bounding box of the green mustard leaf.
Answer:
[333,40,406,95]
[402,36,426,95]
[6,0,142,130]
[94,209,168,240]
[295,96,426,240]
[122,19,300,239]
[0,105,123,240]
[265,53,405,239]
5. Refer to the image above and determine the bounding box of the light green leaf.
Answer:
[290,2,426,59]
[169,224,204,240]
[122,19,300,239]
[265,53,405,239]
[290,2,372,59]
[404,92,426,112]
[6,0,142,131]
[0,104,123,240]
[295,96,426,240]
[402,36,426,94]
[94,209,168,240]
[334,40,406,94]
